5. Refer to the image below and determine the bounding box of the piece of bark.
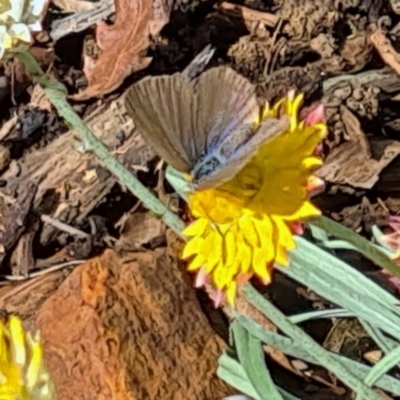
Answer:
[34,249,235,399]
[50,0,115,40]
[0,181,37,270]
[322,67,400,95]
[0,270,66,319]
[219,2,279,26]
[1,97,155,246]
[9,230,36,277]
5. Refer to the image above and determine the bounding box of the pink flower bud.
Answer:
[307,176,325,196]
[305,103,325,126]
[289,221,304,235]
[195,267,208,288]
[213,290,224,308]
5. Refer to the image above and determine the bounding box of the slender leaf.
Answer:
[232,322,283,400]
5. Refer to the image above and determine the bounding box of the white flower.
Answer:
[0,0,47,59]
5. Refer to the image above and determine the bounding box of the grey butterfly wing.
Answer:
[193,115,290,190]
[124,73,200,172]
[124,66,259,175]
[192,67,260,154]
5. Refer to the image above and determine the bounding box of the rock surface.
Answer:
[35,249,234,399]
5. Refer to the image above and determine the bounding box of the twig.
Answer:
[219,2,279,27]
[41,214,90,238]
[1,260,84,281]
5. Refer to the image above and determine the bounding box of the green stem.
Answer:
[13,50,185,236]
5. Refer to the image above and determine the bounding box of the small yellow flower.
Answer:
[182,92,327,306]
[0,0,47,59]
[0,315,56,400]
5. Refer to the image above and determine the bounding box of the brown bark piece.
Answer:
[0,181,37,271]
[1,97,155,246]
[0,270,66,320]
[34,249,234,400]
[219,2,279,27]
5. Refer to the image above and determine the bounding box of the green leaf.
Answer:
[280,236,400,341]
[242,285,383,400]
[165,165,191,201]
[310,216,400,279]
[236,314,400,396]
[217,351,262,400]
[217,349,301,400]
[232,321,283,400]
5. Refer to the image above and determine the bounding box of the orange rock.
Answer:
[35,249,234,400]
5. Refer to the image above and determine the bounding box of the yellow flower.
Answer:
[182,92,327,306]
[0,315,56,400]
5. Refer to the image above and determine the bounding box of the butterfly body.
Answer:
[124,66,289,190]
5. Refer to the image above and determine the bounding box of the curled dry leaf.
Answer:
[73,0,171,100]
[317,106,400,189]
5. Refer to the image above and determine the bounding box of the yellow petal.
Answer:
[302,156,323,170]
[252,247,271,281]
[182,218,209,237]
[223,229,237,267]
[203,230,223,273]
[187,254,205,271]
[285,201,321,221]
[26,335,42,389]
[239,216,260,248]
[273,218,296,250]
[182,236,204,259]
[226,282,237,306]
[8,316,25,366]
[275,245,290,266]
[213,260,228,289]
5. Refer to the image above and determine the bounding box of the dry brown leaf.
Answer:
[317,105,400,189]
[114,211,166,251]
[29,84,53,112]
[73,0,171,100]
[363,349,382,364]
[371,28,400,77]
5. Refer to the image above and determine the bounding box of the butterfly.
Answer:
[124,66,289,190]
